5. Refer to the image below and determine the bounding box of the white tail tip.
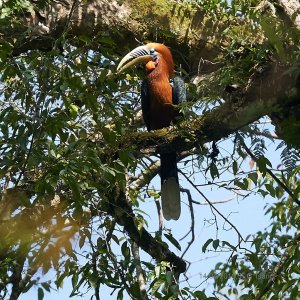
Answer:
[161,177,181,220]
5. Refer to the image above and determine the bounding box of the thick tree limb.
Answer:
[3,0,298,79]
[8,245,36,300]
[111,187,186,274]
[7,0,247,73]
[113,63,300,158]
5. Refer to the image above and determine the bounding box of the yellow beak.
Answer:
[116,45,152,73]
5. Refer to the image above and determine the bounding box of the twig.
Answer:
[179,170,245,243]
[64,0,79,33]
[180,188,195,258]
[129,150,191,190]
[214,290,231,300]
[129,160,160,190]
[154,198,163,233]
[191,197,235,205]
[252,130,279,140]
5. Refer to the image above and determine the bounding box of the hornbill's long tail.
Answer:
[160,152,180,220]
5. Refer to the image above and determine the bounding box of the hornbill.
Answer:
[117,43,186,220]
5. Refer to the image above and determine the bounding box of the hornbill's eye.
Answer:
[149,48,156,55]
[149,48,158,61]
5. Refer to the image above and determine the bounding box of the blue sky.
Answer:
[20,191,270,300]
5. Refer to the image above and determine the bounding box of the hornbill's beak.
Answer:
[116,45,152,73]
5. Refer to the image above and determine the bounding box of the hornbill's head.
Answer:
[116,43,174,76]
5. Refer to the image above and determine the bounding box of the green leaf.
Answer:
[111,234,120,245]
[155,265,161,278]
[246,253,259,268]
[212,239,219,250]
[231,254,238,266]
[130,282,142,298]
[78,35,91,43]
[193,290,208,299]
[72,273,78,289]
[79,233,86,249]
[166,271,173,285]
[152,279,164,295]
[149,190,160,199]
[164,233,181,251]
[121,241,130,260]
[222,240,236,251]
[170,284,179,296]
[0,7,11,18]
[265,183,276,197]
[232,160,238,175]
[64,239,74,257]
[41,282,51,292]
[117,288,124,300]
[23,281,35,293]
[248,172,258,185]
[234,178,248,190]
[209,162,219,179]
[256,156,272,174]
[260,18,285,60]
[202,238,213,253]
[66,177,82,202]
[56,273,67,288]
[118,150,130,166]
[69,104,79,118]
[38,287,44,300]
[134,216,145,235]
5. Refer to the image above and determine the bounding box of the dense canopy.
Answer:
[0,0,300,299]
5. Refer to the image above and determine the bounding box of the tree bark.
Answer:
[7,0,245,73]
[274,0,300,28]
[5,1,299,131]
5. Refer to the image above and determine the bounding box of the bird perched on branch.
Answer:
[117,43,186,220]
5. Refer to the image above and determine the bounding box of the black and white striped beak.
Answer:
[116,45,152,73]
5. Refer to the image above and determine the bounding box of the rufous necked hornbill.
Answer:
[117,43,186,220]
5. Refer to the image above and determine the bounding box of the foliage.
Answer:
[0,0,300,300]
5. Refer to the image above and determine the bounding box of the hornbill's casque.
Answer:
[117,43,186,220]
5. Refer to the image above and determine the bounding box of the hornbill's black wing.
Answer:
[172,76,186,105]
[141,79,151,131]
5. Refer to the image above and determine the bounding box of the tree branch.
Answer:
[110,63,299,160]
[131,241,149,300]
[180,188,195,258]
[9,245,34,300]
[6,0,248,73]
[111,187,186,275]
